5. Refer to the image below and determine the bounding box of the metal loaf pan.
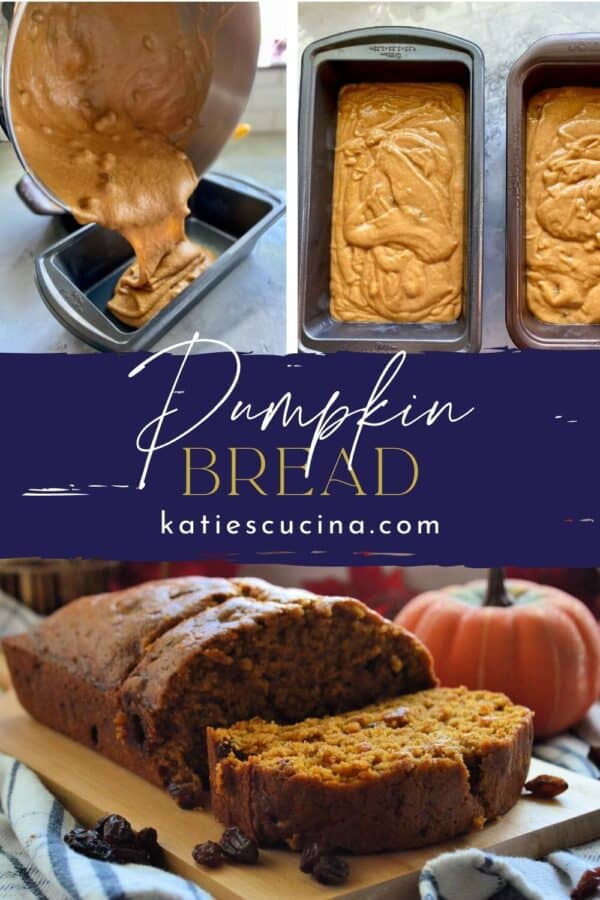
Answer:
[34,172,285,352]
[298,27,484,354]
[506,33,600,350]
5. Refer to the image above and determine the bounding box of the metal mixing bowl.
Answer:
[1,1,260,214]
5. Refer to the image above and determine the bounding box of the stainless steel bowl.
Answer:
[1,2,260,214]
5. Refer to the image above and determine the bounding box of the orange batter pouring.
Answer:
[10,2,232,327]
[330,83,465,324]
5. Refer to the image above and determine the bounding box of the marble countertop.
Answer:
[299,1,600,349]
[0,133,286,354]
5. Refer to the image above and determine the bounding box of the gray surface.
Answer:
[0,133,285,354]
[299,2,600,350]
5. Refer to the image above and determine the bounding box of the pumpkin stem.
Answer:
[484,568,513,608]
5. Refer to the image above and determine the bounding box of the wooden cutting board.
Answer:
[0,689,599,900]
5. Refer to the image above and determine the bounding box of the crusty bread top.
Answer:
[3,576,436,694]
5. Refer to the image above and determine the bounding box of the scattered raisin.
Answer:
[588,746,600,769]
[193,840,225,868]
[382,706,409,726]
[572,867,600,899]
[524,774,568,799]
[312,854,350,886]
[64,814,163,867]
[216,739,247,762]
[137,827,161,860]
[219,826,259,864]
[299,841,323,873]
[93,814,112,833]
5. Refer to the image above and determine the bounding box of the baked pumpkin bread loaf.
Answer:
[3,575,436,807]
[208,687,534,853]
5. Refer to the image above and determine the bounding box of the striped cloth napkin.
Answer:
[0,591,599,899]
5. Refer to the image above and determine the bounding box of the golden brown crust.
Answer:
[207,689,534,854]
[5,576,239,689]
[3,576,436,804]
[526,87,600,324]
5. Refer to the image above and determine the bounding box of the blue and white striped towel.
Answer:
[0,754,211,899]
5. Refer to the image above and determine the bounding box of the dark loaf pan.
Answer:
[506,34,600,350]
[35,172,285,352]
[298,27,484,354]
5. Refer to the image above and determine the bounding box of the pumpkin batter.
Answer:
[330,83,465,324]
[527,86,600,324]
[10,2,231,328]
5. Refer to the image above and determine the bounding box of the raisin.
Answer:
[216,740,247,762]
[588,746,600,769]
[299,841,323,873]
[64,814,163,867]
[219,826,259,864]
[98,814,133,845]
[312,854,350,886]
[193,840,225,868]
[572,867,600,899]
[382,706,409,726]
[524,774,568,799]
[168,781,204,809]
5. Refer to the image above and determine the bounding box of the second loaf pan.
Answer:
[506,34,600,349]
[298,27,484,353]
[34,172,285,352]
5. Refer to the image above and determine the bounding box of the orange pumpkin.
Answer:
[396,570,600,737]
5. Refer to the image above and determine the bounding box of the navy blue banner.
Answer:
[1,340,598,565]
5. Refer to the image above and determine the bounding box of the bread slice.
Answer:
[3,576,436,807]
[207,687,534,853]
